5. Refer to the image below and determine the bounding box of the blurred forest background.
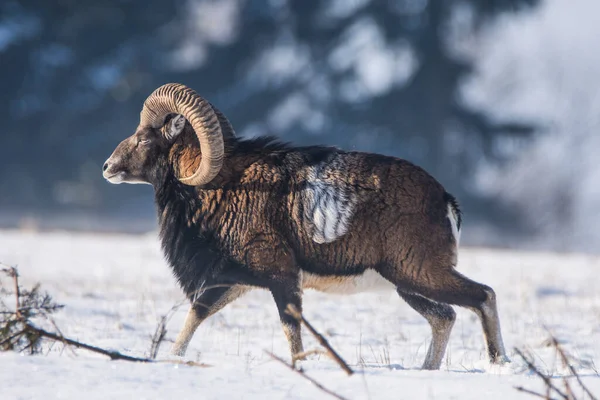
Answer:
[1,0,599,253]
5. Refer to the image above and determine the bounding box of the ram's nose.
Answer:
[102,159,116,180]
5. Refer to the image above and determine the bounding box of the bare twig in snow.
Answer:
[514,331,598,400]
[285,304,354,376]
[514,348,569,400]
[8,267,21,319]
[29,326,211,367]
[515,386,556,399]
[549,335,598,400]
[27,324,153,362]
[0,265,210,367]
[266,351,349,400]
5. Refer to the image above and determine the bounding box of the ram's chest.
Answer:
[300,270,395,294]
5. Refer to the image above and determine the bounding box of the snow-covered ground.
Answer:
[0,230,598,399]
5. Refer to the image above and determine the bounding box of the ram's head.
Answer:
[103,83,232,186]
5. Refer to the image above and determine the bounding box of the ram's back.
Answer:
[195,143,456,277]
[278,149,456,274]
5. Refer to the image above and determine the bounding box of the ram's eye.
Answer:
[139,139,150,145]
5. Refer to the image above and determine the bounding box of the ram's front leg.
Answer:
[172,285,249,357]
[269,277,305,359]
[244,233,305,360]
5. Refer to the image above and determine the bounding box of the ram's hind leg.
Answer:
[406,269,509,364]
[172,285,249,356]
[398,291,455,370]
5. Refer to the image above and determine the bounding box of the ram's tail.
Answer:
[444,192,462,246]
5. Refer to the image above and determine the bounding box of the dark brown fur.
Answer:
[170,131,455,276]
[103,119,508,369]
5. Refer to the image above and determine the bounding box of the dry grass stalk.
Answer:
[149,314,168,360]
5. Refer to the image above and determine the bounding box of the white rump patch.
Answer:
[302,160,356,244]
[301,270,395,295]
[447,203,461,246]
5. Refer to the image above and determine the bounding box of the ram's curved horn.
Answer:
[140,83,223,186]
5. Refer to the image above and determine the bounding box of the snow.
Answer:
[0,229,599,399]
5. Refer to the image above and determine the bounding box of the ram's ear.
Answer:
[165,114,186,140]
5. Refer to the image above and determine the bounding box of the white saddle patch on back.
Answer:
[302,159,356,244]
[301,270,395,295]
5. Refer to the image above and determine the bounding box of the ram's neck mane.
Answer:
[152,137,284,295]
[154,173,218,297]
[225,136,293,155]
